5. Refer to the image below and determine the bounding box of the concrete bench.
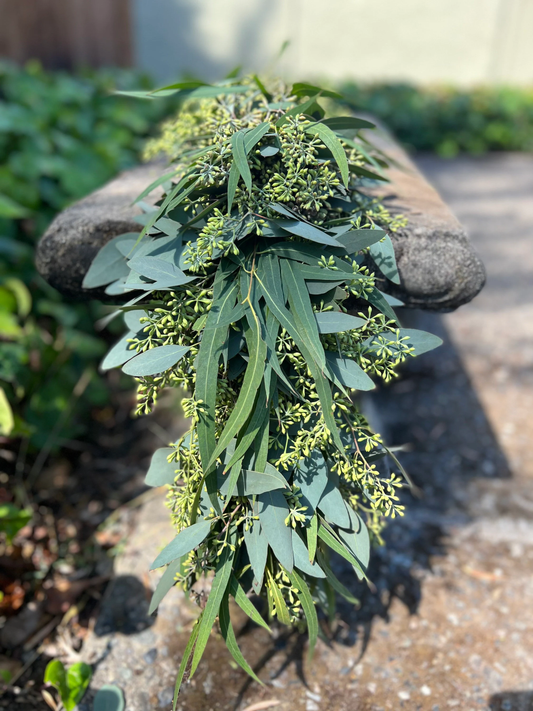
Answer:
[36,130,485,311]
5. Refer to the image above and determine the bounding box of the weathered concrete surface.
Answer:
[75,153,533,711]
[35,136,485,310]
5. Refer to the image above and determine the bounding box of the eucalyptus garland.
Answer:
[84,75,441,700]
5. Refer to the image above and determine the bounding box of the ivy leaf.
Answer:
[368,234,400,284]
[315,312,365,334]
[231,130,252,193]
[286,568,319,660]
[258,489,293,572]
[148,558,182,614]
[229,575,271,632]
[189,530,236,677]
[145,447,177,487]
[151,519,211,569]
[243,512,269,593]
[219,592,263,684]
[292,532,325,578]
[305,123,350,187]
[325,352,375,391]
[122,344,190,377]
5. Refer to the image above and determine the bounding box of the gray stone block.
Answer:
[35,134,485,311]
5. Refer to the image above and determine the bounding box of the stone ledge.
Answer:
[35,133,485,311]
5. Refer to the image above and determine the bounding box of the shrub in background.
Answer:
[340,82,533,156]
[0,62,177,452]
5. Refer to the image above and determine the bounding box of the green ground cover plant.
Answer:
[0,62,177,452]
[339,82,533,156]
[86,75,441,701]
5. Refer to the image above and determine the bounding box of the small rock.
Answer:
[398,690,410,701]
[306,702,319,711]
[158,686,174,707]
[421,685,432,696]
[143,648,158,664]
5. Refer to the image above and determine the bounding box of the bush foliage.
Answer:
[0,62,176,449]
[340,82,533,156]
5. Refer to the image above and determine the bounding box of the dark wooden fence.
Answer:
[0,0,132,70]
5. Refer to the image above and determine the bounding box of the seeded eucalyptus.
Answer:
[84,75,441,702]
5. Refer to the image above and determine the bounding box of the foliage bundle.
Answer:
[340,81,533,156]
[85,75,441,698]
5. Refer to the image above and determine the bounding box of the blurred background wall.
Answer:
[1,0,533,85]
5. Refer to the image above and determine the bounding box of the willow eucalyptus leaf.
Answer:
[122,344,190,377]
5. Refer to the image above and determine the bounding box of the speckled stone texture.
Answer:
[35,132,485,311]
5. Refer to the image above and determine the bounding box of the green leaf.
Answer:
[219,592,263,684]
[281,259,325,369]
[260,145,279,157]
[315,312,365,333]
[305,123,350,187]
[0,503,32,542]
[44,660,68,702]
[82,235,131,289]
[128,256,194,287]
[93,685,125,711]
[365,328,443,356]
[269,215,341,249]
[219,464,288,496]
[0,192,30,218]
[366,288,399,323]
[229,575,271,632]
[227,162,239,213]
[336,228,386,254]
[316,550,359,605]
[292,532,325,578]
[318,477,351,528]
[0,387,14,436]
[253,75,272,101]
[244,122,270,153]
[258,489,293,571]
[291,82,343,100]
[317,522,366,578]
[243,512,268,593]
[100,332,137,371]
[319,116,375,131]
[276,97,325,127]
[293,450,329,515]
[222,381,269,472]
[151,519,211,569]
[286,568,319,660]
[149,558,182,614]
[133,170,179,204]
[325,352,375,391]
[368,234,400,284]
[65,662,92,711]
[307,513,318,564]
[189,531,236,677]
[266,569,291,625]
[145,447,177,487]
[349,164,389,182]
[298,265,351,283]
[206,311,267,471]
[337,505,370,575]
[196,267,238,469]
[172,613,203,706]
[122,344,189,377]
[231,131,252,194]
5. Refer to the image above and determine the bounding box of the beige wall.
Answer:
[132,0,533,85]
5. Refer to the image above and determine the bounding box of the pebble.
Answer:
[421,685,432,696]
[398,690,410,701]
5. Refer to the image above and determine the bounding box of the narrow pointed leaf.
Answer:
[305,123,349,187]
[316,550,359,605]
[229,575,271,632]
[317,522,366,578]
[219,593,263,684]
[319,116,375,131]
[318,478,351,528]
[128,256,194,287]
[172,613,202,707]
[231,131,252,193]
[286,568,319,660]
[324,352,375,391]
[293,450,329,514]
[244,514,268,592]
[100,332,137,371]
[368,234,400,284]
[149,558,182,614]
[315,312,365,333]
[292,533,325,578]
[307,513,318,563]
[266,569,291,624]
[366,288,399,323]
[151,520,211,569]
[336,228,386,254]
